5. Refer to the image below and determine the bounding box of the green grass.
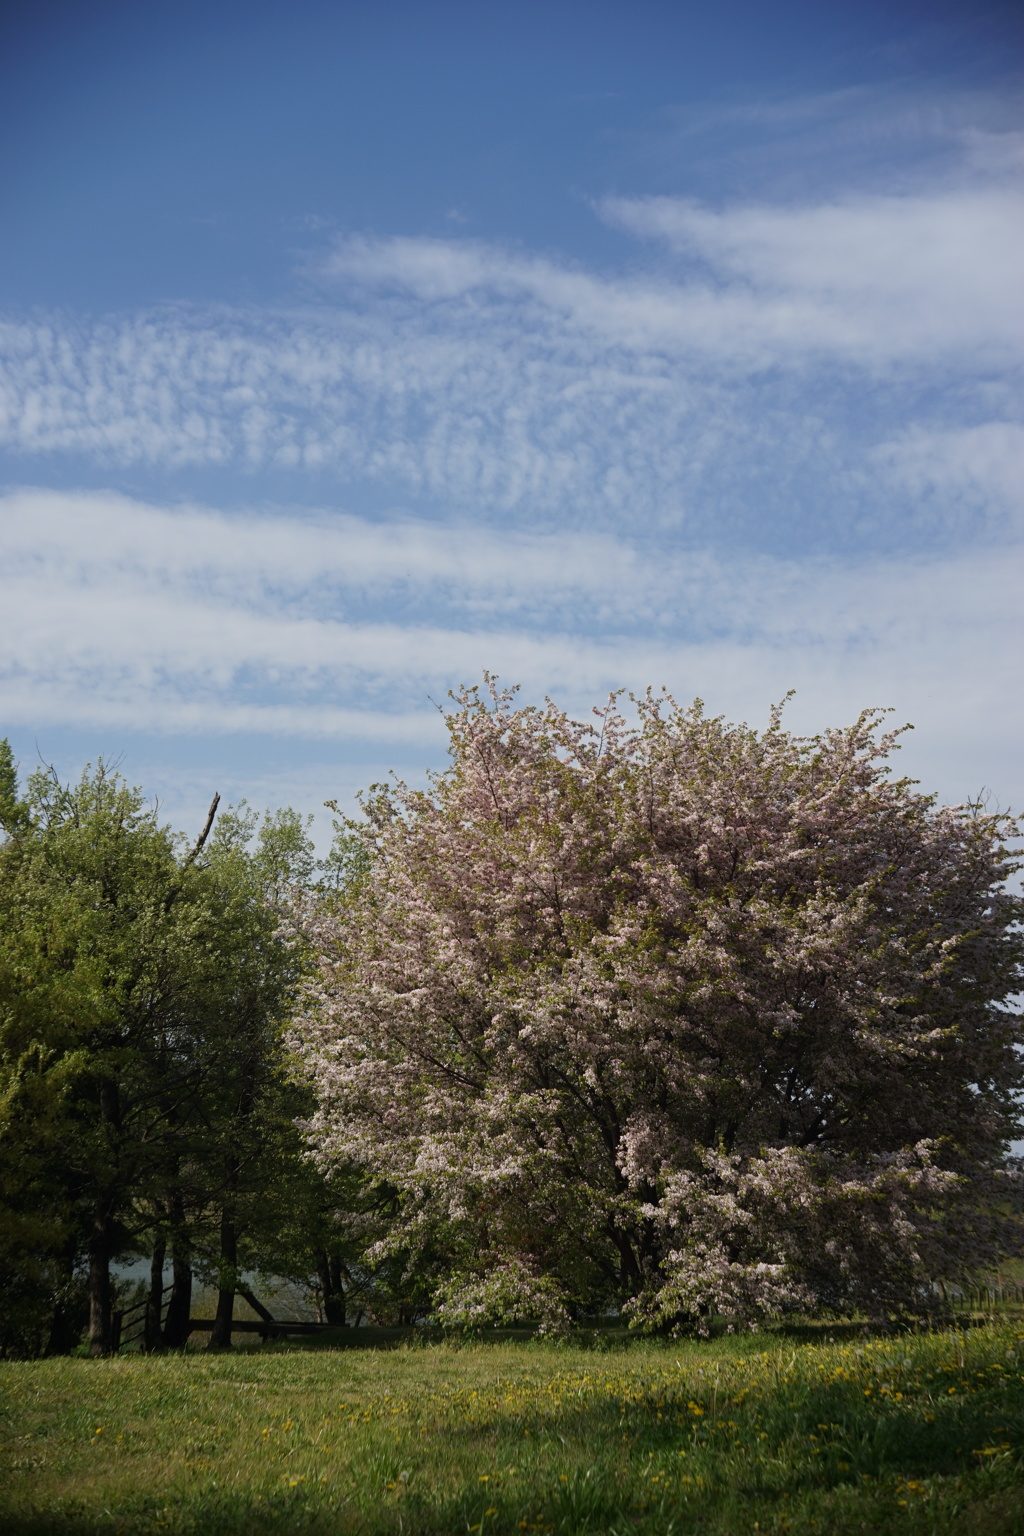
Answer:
[2,1321,1023,1535]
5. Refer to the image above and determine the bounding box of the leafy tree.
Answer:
[199,822,304,1346]
[0,745,224,1353]
[293,684,1024,1332]
[0,748,386,1355]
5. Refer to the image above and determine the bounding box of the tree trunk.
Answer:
[89,1077,122,1357]
[88,1211,114,1357]
[162,1244,192,1348]
[315,1247,347,1326]
[162,1197,193,1348]
[208,1207,237,1350]
[46,1235,87,1357]
[328,1256,347,1325]
[144,1236,166,1351]
[314,1249,330,1322]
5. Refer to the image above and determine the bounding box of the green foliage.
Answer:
[0,748,199,1353]
[315,804,372,896]
[0,746,329,1356]
[0,739,30,836]
[210,799,319,900]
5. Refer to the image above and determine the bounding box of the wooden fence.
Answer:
[112,1285,338,1350]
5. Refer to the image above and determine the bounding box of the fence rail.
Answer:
[955,1284,1024,1312]
[112,1283,173,1352]
[113,1285,335,1351]
[113,1280,1024,1351]
[184,1318,339,1339]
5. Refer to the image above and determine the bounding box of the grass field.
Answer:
[2,1321,1023,1535]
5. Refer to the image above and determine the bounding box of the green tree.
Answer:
[0,744,222,1354]
[1,753,397,1357]
[176,801,315,1348]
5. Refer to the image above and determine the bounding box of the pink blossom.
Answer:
[292,682,1023,1328]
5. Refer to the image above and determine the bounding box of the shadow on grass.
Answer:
[197,1311,1024,1355]
[5,1368,1022,1536]
[5,1474,1024,1536]
[6,1322,1024,1536]
[192,1321,639,1354]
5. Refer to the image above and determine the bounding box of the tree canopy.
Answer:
[0,748,347,1355]
[293,684,1024,1331]
[3,684,1022,1356]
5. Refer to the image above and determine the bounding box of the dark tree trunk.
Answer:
[46,1236,87,1357]
[89,1076,123,1357]
[46,1295,87,1357]
[88,1211,114,1357]
[162,1196,193,1348]
[162,1245,192,1348]
[315,1248,330,1322]
[144,1236,166,1351]
[327,1254,347,1325]
[314,1247,347,1326]
[208,1206,237,1350]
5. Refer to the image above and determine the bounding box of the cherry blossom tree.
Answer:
[293,683,1023,1330]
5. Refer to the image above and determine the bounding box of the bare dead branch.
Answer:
[183,793,220,869]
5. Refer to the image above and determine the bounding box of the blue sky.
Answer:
[1,0,1022,839]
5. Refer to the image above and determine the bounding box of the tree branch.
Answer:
[184,794,220,869]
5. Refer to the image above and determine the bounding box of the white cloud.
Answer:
[0,174,1019,537]
[318,188,1024,368]
[1,488,1021,811]
[598,186,1024,365]
[0,306,725,518]
[1,153,1022,815]
[869,422,1024,531]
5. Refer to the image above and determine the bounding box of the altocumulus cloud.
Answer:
[1,141,1023,812]
[1,164,1021,548]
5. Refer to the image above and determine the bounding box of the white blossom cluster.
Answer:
[292,683,1023,1331]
